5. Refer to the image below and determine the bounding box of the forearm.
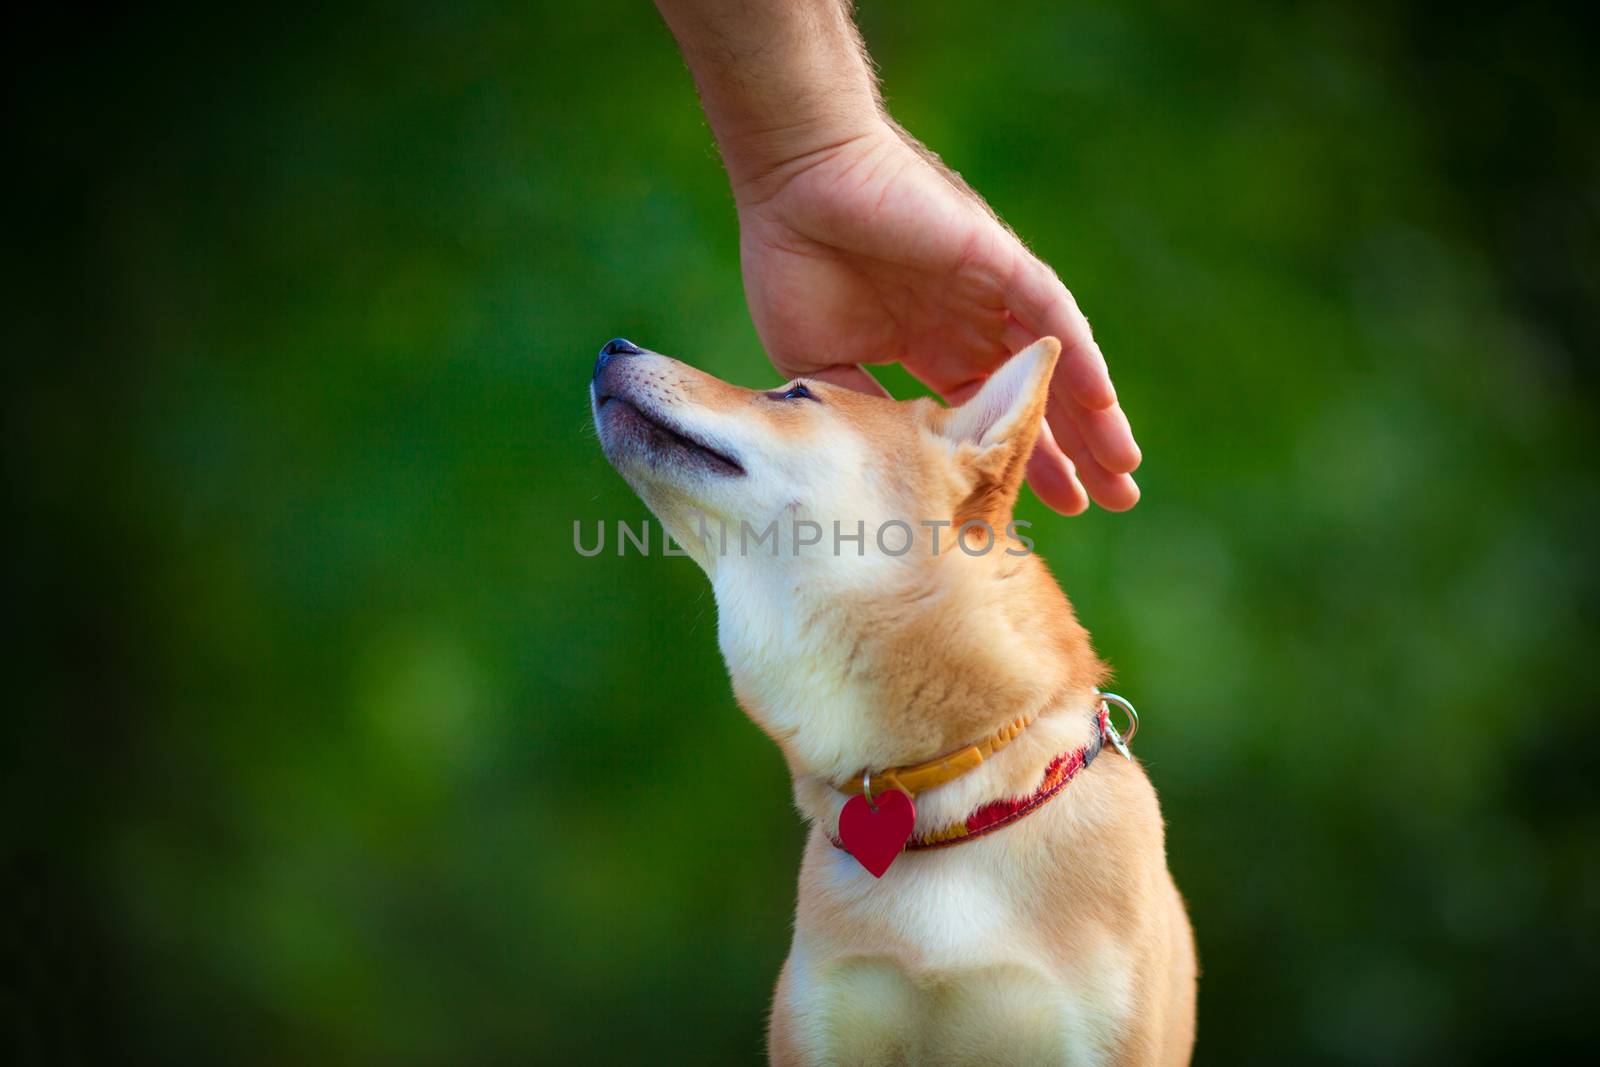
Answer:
[653,0,884,192]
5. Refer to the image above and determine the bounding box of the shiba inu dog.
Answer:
[590,335,1196,1065]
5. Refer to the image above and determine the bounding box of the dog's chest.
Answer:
[786,851,1134,1065]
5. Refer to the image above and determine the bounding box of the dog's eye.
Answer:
[769,382,818,402]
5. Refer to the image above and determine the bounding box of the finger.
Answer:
[1025,418,1089,516]
[1002,315,1036,356]
[810,363,892,398]
[1046,396,1141,511]
[942,377,984,405]
[1010,255,1117,411]
[1069,396,1142,474]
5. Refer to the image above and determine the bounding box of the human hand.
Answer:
[729,121,1140,515]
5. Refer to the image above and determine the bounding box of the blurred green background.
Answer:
[6,1,1597,1063]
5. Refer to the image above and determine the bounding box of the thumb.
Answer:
[808,364,892,398]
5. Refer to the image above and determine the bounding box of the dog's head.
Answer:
[591,336,1061,562]
[590,336,1099,781]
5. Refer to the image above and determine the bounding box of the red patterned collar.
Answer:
[831,704,1122,856]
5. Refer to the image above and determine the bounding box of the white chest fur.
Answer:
[784,839,1135,1066]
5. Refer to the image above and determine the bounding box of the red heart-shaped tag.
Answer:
[838,789,916,877]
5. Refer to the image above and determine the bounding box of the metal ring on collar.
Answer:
[1098,691,1139,749]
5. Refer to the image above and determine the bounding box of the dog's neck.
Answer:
[714,545,1106,837]
[800,687,1105,839]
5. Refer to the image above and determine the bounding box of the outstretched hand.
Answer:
[732,122,1140,515]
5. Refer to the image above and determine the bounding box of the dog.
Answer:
[590,335,1196,1065]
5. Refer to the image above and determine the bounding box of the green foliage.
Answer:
[7,1,1596,1063]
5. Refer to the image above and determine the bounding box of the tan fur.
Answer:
[592,338,1196,1064]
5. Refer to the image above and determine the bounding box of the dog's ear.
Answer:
[935,338,1060,519]
[943,337,1060,448]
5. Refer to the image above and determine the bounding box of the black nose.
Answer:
[594,337,644,377]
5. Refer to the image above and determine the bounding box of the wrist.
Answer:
[716,104,888,204]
